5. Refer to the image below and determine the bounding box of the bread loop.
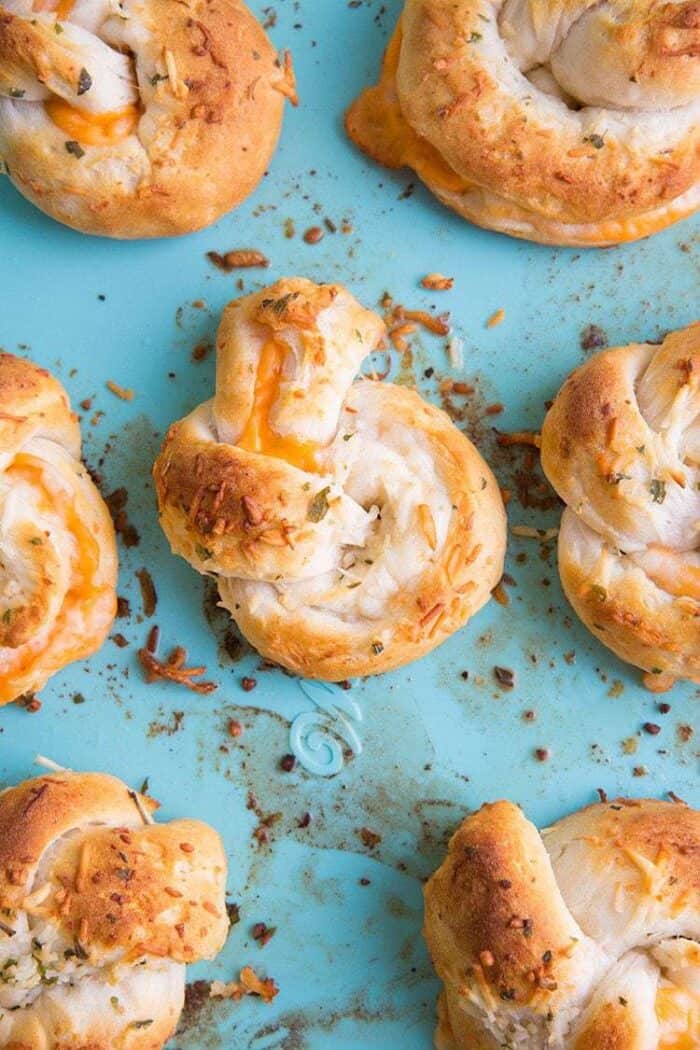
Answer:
[0,354,117,705]
[541,323,699,687]
[0,770,228,1048]
[425,797,700,1048]
[0,0,292,236]
[153,277,507,680]
[346,0,700,245]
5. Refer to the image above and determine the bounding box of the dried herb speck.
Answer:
[77,68,92,95]
[307,486,331,522]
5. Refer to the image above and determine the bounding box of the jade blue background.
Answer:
[0,0,698,1045]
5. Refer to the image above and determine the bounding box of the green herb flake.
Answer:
[590,585,607,603]
[469,30,482,41]
[149,72,168,86]
[585,133,605,149]
[371,641,384,655]
[649,479,666,504]
[195,543,213,560]
[54,21,63,32]
[29,536,43,545]
[307,486,331,523]
[130,1020,154,1029]
[8,88,25,99]
[77,68,92,95]
[607,472,631,485]
[65,140,85,159]
[1,609,13,625]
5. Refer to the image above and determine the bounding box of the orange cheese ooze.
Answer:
[345,23,688,246]
[238,341,320,473]
[656,983,699,1050]
[0,455,112,705]
[345,23,471,195]
[45,97,139,146]
[33,0,75,14]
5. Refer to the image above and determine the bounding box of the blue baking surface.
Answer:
[1,0,698,1046]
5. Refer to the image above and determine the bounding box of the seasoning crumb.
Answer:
[358,826,382,849]
[251,922,276,947]
[106,379,134,401]
[135,568,157,617]
[580,324,607,351]
[643,722,661,736]
[493,666,515,689]
[207,249,269,271]
[303,226,324,244]
[298,811,311,828]
[138,626,216,694]
[534,747,550,762]
[241,676,257,692]
[421,273,454,291]
[210,967,278,1004]
[486,307,505,328]
[228,719,243,738]
[279,754,296,772]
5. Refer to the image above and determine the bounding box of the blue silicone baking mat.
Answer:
[0,0,698,1046]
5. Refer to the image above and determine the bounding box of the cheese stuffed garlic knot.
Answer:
[425,797,700,1048]
[347,0,700,246]
[541,323,699,689]
[154,278,506,680]
[0,353,117,705]
[0,771,228,1048]
[0,0,293,237]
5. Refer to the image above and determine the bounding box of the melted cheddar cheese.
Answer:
[0,455,108,703]
[33,0,75,15]
[345,24,471,195]
[45,97,139,146]
[237,341,320,473]
[656,983,699,1050]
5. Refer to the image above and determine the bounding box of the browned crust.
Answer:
[44,821,228,962]
[558,535,700,679]
[230,383,506,680]
[424,801,585,1010]
[0,352,79,454]
[399,0,700,225]
[425,798,700,1049]
[554,797,700,897]
[1,0,287,237]
[541,323,700,679]
[0,773,155,905]
[346,2,700,244]
[0,771,228,958]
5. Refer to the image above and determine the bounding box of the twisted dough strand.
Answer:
[0,353,117,704]
[425,798,700,1048]
[541,323,700,686]
[154,278,506,680]
[0,771,228,1048]
[0,0,288,236]
[346,0,700,245]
